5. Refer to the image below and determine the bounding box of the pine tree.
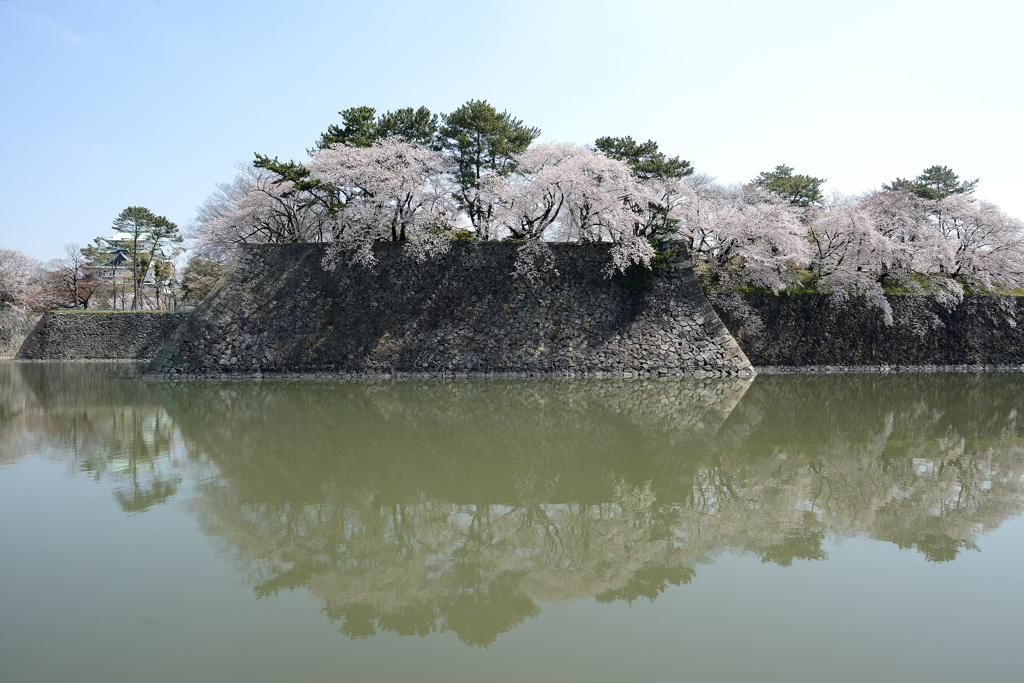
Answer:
[594,136,692,181]
[883,165,978,200]
[316,106,379,149]
[438,100,540,234]
[752,164,826,207]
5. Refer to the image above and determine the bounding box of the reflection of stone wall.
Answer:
[16,311,188,360]
[150,376,757,646]
[150,377,752,505]
[148,242,753,378]
[7,360,152,408]
[712,292,1024,368]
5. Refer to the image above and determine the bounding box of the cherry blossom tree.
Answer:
[855,190,1023,300]
[484,143,642,238]
[184,109,1024,312]
[189,167,259,262]
[40,244,104,310]
[187,163,331,266]
[179,256,225,304]
[0,248,38,311]
[857,190,934,282]
[307,138,456,269]
[0,248,41,354]
[858,190,965,317]
[479,142,667,279]
[807,197,897,323]
[681,179,810,292]
[933,195,1024,293]
[595,135,695,242]
[799,190,1024,324]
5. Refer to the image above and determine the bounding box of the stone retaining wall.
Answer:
[148,242,753,378]
[16,311,189,360]
[710,292,1024,369]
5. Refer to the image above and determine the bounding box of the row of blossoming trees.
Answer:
[187,100,1024,323]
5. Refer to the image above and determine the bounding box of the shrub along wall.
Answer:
[710,292,1024,369]
[16,311,190,360]
[148,242,754,378]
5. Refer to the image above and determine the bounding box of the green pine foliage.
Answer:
[595,135,693,289]
[883,165,978,200]
[439,100,540,230]
[752,164,826,207]
[316,106,440,149]
[594,136,692,181]
[316,106,379,149]
[376,107,440,147]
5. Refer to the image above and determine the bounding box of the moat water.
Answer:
[2,361,1023,682]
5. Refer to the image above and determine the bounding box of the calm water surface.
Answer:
[1,361,1023,682]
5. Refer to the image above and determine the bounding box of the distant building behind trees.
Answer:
[84,207,183,310]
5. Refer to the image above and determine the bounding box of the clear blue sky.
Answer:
[2,0,1021,262]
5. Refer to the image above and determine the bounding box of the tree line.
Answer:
[187,100,694,282]
[184,100,1023,324]
[3,100,1021,332]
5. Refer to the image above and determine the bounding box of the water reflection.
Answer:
[0,362,182,513]
[712,375,1024,564]
[152,377,750,645]
[3,362,1023,646]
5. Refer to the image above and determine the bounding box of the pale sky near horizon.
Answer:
[1,0,1021,262]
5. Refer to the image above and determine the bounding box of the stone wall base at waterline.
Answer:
[754,364,1024,374]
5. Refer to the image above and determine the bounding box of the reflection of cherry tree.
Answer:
[0,362,36,466]
[9,369,1018,647]
[161,373,1024,646]
[194,477,691,646]
[705,374,1024,563]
